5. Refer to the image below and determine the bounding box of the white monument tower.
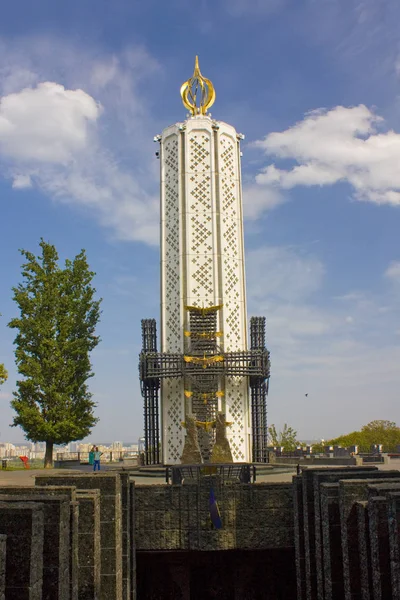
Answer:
[139,58,270,465]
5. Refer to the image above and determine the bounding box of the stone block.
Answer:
[300,467,376,600]
[7,486,79,600]
[36,472,123,600]
[367,481,400,499]
[119,471,131,600]
[366,483,400,600]
[5,579,43,600]
[368,496,392,600]
[75,490,101,600]
[0,534,6,600]
[70,501,79,600]
[135,481,294,555]
[0,502,44,599]
[387,493,400,600]
[0,494,70,600]
[355,501,372,600]
[337,474,400,600]
[314,468,388,600]
[320,483,343,600]
[293,475,307,600]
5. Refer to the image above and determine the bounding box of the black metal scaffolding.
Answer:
[140,319,160,465]
[250,317,269,463]
[139,311,270,464]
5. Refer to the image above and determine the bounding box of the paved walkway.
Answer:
[0,465,297,486]
[3,461,398,488]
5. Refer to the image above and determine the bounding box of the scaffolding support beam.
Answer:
[249,317,269,463]
[140,319,161,465]
[139,349,270,380]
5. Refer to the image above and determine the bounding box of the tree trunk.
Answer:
[44,440,54,468]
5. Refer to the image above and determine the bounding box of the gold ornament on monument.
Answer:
[180,56,216,116]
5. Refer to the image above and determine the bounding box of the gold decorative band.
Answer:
[185,304,223,315]
[184,355,224,368]
[184,330,223,338]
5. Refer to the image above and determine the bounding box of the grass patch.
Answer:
[1,459,46,470]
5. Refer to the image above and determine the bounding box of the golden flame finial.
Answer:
[180,56,216,116]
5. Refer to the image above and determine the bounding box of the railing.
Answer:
[166,463,256,485]
[56,451,139,463]
[140,350,270,381]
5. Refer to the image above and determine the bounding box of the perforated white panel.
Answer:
[160,118,251,463]
[185,128,216,308]
[218,130,248,459]
[219,132,246,353]
[162,379,185,463]
[225,377,248,461]
[162,134,181,353]
[161,131,185,463]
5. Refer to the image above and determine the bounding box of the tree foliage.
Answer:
[0,313,8,385]
[0,363,7,386]
[8,239,102,467]
[268,423,299,451]
[327,420,400,452]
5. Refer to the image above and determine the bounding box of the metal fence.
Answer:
[56,451,139,463]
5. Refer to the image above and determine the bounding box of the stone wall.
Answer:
[36,473,123,600]
[270,455,361,466]
[0,501,44,600]
[0,535,5,600]
[1,466,400,598]
[294,466,400,600]
[135,478,294,551]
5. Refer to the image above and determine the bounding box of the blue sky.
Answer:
[1,0,400,444]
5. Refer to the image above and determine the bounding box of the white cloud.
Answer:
[242,184,285,218]
[0,38,161,245]
[11,173,32,189]
[385,261,400,282]
[247,245,325,303]
[0,82,100,163]
[252,105,400,214]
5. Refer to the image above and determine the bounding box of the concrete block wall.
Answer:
[0,473,129,600]
[0,486,79,600]
[36,473,123,600]
[0,501,44,600]
[0,494,70,600]
[294,467,400,600]
[1,467,400,598]
[74,490,101,600]
[0,535,6,600]
[134,478,294,552]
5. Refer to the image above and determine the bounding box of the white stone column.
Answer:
[160,116,251,464]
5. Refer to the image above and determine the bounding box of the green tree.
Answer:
[268,423,299,451]
[327,420,400,452]
[0,363,7,386]
[0,313,8,385]
[8,240,102,467]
